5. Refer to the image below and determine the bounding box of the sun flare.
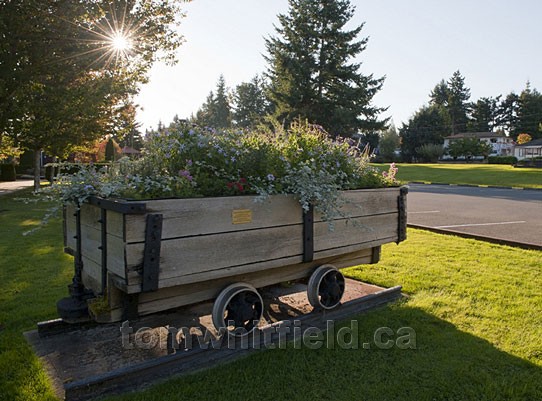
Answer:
[111,32,131,52]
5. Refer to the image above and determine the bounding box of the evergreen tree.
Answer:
[495,92,519,136]
[446,71,471,134]
[515,83,542,140]
[105,137,116,161]
[429,80,449,107]
[194,75,232,129]
[428,71,471,134]
[399,105,450,162]
[468,96,499,132]
[233,75,271,128]
[264,0,387,137]
[378,123,400,161]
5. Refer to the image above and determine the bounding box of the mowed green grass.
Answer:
[373,163,542,188]
[0,190,541,400]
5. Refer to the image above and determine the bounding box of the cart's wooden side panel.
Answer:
[64,204,128,293]
[64,187,404,301]
[119,189,401,293]
[111,247,375,317]
[123,188,399,243]
[64,205,77,251]
[124,213,396,277]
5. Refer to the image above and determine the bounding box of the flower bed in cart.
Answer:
[47,121,406,332]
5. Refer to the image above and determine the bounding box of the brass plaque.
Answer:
[232,209,253,225]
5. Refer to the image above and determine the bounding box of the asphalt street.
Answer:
[407,184,542,248]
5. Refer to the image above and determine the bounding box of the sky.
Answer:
[135,0,542,132]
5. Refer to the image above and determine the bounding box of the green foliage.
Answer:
[194,75,232,129]
[446,137,493,160]
[429,71,471,134]
[232,75,271,128]
[399,105,449,162]
[105,138,116,162]
[264,0,387,137]
[487,156,518,165]
[415,143,444,163]
[40,121,397,224]
[468,96,499,132]
[0,0,185,190]
[378,124,400,162]
[0,163,16,181]
[514,84,542,140]
[2,191,542,400]
[446,71,471,134]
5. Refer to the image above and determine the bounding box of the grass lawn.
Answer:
[0,190,541,400]
[373,163,542,189]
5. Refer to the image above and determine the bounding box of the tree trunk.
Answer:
[33,148,41,192]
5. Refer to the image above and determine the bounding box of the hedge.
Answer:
[487,156,518,165]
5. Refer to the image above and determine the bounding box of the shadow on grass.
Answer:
[104,302,541,401]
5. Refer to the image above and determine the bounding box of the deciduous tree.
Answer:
[0,0,185,190]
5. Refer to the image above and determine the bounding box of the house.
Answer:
[121,145,141,157]
[442,132,515,160]
[514,138,542,160]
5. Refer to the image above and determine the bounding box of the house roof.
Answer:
[444,132,507,139]
[121,146,141,154]
[515,138,542,147]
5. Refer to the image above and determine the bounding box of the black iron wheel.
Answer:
[307,265,345,309]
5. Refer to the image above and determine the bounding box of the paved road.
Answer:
[0,179,35,196]
[407,184,542,248]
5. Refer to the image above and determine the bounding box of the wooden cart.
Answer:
[61,186,407,333]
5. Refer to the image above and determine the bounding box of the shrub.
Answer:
[416,143,444,163]
[487,156,518,165]
[0,163,16,181]
[37,121,400,224]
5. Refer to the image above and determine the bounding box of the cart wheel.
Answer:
[212,283,264,336]
[307,265,345,310]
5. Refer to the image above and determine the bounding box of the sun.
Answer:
[111,31,131,52]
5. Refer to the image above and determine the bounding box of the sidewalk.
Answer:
[0,179,36,196]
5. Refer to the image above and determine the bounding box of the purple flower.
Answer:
[178,170,193,181]
[267,174,275,182]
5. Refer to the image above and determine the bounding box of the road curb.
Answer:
[408,223,542,251]
[408,182,542,191]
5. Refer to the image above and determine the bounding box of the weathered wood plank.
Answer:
[122,213,397,291]
[123,188,401,243]
[79,204,125,239]
[81,256,101,294]
[127,248,375,315]
[78,224,127,279]
[122,236,394,294]
[64,205,77,251]
[64,205,125,253]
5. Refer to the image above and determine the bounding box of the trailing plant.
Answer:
[33,121,399,226]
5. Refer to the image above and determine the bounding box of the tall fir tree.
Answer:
[428,71,471,134]
[264,0,387,137]
[194,75,232,129]
[233,75,271,128]
[446,70,471,134]
[495,92,519,136]
[468,96,499,132]
[514,83,542,140]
